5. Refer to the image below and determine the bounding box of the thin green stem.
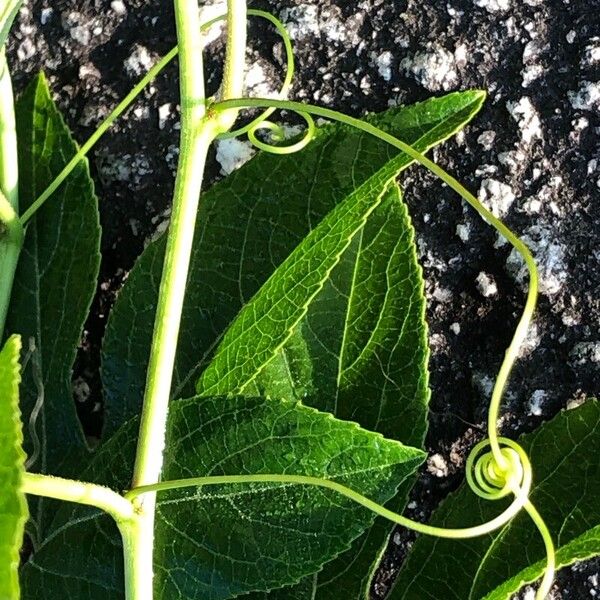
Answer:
[524,500,556,600]
[19,10,291,226]
[22,472,134,522]
[125,472,529,540]
[212,97,539,469]
[19,48,177,225]
[215,0,247,133]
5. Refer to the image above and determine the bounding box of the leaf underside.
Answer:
[5,73,101,540]
[0,335,28,600]
[389,400,600,600]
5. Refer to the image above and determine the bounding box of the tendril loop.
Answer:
[466,437,531,502]
[246,110,316,155]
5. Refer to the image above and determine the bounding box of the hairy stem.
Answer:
[127,0,251,598]
[22,472,134,522]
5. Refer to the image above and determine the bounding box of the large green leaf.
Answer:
[0,335,28,600]
[5,73,101,537]
[20,395,425,599]
[101,90,485,437]
[389,400,600,600]
[239,183,428,600]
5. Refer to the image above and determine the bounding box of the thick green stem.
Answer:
[127,0,240,596]
[0,193,22,338]
[0,49,20,340]
[0,50,17,209]
[22,472,134,522]
[132,0,209,493]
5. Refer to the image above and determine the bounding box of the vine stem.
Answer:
[125,470,530,540]
[127,0,248,598]
[212,96,539,469]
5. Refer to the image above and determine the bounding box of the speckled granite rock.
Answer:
[6,0,599,597]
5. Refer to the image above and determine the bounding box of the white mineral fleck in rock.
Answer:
[110,0,126,15]
[375,50,393,81]
[506,225,567,296]
[569,342,600,365]
[40,7,53,25]
[521,64,544,87]
[432,286,452,304]
[215,138,255,175]
[506,97,543,144]
[454,43,468,68]
[583,38,600,66]
[158,103,172,130]
[456,222,471,242]
[473,372,494,398]
[280,5,319,40]
[478,178,516,218]
[72,377,91,404]
[477,130,496,150]
[400,45,458,91]
[450,322,461,335]
[473,0,510,11]
[568,81,600,110]
[124,45,153,77]
[497,148,527,170]
[427,454,449,478]
[198,1,227,45]
[476,272,498,297]
[244,61,276,98]
[17,39,35,61]
[520,587,537,600]
[70,24,90,45]
[528,390,547,416]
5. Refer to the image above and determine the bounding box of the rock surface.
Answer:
[6,0,599,597]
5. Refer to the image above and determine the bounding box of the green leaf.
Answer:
[389,400,600,600]
[101,90,485,437]
[5,73,101,537]
[0,334,28,600]
[242,183,429,600]
[195,177,399,396]
[20,396,425,599]
[0,0,22,47]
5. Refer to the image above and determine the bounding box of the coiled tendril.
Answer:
[23,9,555,599]
[466,437,531,501]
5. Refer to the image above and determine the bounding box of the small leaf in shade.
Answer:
[5,73,101,540]
[20,396,425,599]
[389,400,600,600]
[0,334,28,600]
